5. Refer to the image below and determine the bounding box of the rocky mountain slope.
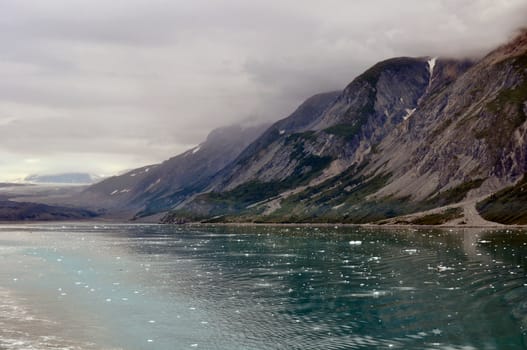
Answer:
[160,30,527,224]
[76,124,268,217]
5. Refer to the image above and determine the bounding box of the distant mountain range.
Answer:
[0,199,97,221]
[75,30,527,225]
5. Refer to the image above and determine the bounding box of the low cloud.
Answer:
[0,0,526,179]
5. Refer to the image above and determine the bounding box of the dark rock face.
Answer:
[371,32,527,201]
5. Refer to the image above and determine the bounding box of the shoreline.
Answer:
[0,219,523,230]
[181,221,520,230]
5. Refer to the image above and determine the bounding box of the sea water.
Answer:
[0,224,526,349]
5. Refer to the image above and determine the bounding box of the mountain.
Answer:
[160,30,527,225]
[207,91,341,190]
[77,124,268,218]
[0,199,98,221]
[25,173,102,185]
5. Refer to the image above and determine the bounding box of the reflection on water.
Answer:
[0,224,526,349]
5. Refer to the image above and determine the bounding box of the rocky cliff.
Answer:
[77,30,527,225]
[161,30,527,224]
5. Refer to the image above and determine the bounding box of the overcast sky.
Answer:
[0,0,526,180]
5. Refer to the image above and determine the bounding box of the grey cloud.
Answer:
[0,0,526,180]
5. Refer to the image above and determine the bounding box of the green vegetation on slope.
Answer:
[210,155,332,205]
[477,174,527,224]
[257,174,483,224]
[425,179,486,207]
[409,207,463,225]
[262,170,396,224]
[162,168,486,224]
[324,122,366,141]
[163,149,333,222]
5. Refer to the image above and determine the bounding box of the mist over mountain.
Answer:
[49,30,527,225]
[76,124,269,217]
[24,173,102,185]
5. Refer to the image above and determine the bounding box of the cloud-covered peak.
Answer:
[1,0,526,180]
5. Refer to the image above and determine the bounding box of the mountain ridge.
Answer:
[78,30,527,225]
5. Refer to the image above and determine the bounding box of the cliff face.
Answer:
[370,31,527,201]
[162,31,527,224]
[212,58,432,192]
[209,91,340,191]
[79,31,527,224]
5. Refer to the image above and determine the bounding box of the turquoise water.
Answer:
[0,224,526,349]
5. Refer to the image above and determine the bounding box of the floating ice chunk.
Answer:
[392,286,416,291]
[349,241,362,245]
[403,248,418,254]
[437,265,453,272]
[192,146,201,154]
[147,339,154,343]
[148,320,156,323]
[349,290,389,298]
[279,129,285,135]
[110,190,119,195]
[191,344,198,347]
[105,298,112,302]
[477,240,491,244]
